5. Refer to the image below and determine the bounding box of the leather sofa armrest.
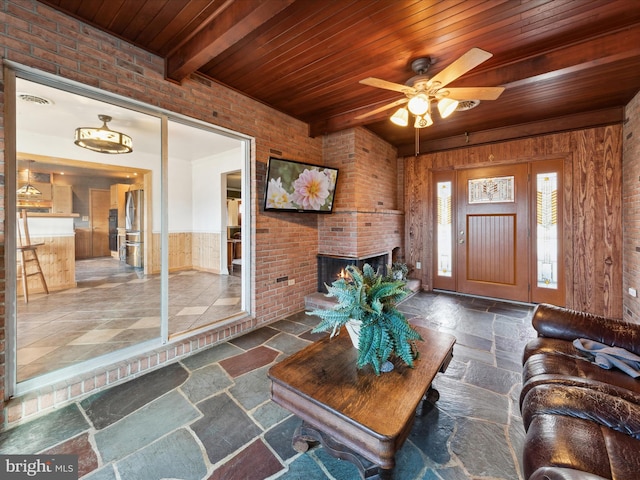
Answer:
[521,384,640,439]
[529,467,609,480]
[523,414,640,480]
[532,304,640,356]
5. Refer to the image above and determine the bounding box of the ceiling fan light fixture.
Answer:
[414,113,433,129]
[437,97,459,119]
[407,94,429,116]
[390,107,409,126]
[74,114,133,154]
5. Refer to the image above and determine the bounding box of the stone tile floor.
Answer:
[0,291,536,479]
[17,258,242,381]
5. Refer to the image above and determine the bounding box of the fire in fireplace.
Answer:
[317,253,389,292]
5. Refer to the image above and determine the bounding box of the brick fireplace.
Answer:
[304,128,406,308]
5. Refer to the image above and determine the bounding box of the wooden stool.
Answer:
[17,210,49,303]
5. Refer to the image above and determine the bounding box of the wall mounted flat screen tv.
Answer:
[264,157,339,213]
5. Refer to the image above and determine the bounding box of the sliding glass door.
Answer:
[7,67,250,396]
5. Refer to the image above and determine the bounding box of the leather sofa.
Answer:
[520,303,640,480]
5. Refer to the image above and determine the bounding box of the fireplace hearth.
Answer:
[317,253,388,292]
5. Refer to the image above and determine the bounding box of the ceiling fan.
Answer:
[356,48,505,129]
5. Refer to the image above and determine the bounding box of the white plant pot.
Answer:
[345,319,362,349]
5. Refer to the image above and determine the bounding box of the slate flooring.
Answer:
[0,291,536,480]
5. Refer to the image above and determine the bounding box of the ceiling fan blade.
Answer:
[360,77,415,94]
[354,98,408,120]
[443,86,505,101]
[428,48,493,89]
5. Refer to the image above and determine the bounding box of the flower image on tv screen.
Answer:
[264,157,339,213]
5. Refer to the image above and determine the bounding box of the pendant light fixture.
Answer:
[17,160,42,196]
[74,114,133,154]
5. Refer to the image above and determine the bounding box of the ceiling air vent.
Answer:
[456,99,480,111]
[17,93,54,106]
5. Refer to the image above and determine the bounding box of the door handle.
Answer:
[458,239,465,244]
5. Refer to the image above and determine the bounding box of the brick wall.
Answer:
[319,128,404,260]
[623,90,640,321]
[354,128,399,211]
[0,0,404,427]
[0,0,329,426]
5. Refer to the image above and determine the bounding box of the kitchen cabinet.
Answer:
[52,184,73,214]
[75,228,91,259]
[110,183,129,227]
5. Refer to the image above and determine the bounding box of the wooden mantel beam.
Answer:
[166,0,295,83]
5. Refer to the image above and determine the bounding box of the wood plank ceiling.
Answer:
[38,0,640,155]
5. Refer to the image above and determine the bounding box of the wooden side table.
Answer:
[268,325,455,479]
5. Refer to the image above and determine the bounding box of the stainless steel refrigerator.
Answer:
[125,188,144,268]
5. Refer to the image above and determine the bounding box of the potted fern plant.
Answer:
[308,263,422,375]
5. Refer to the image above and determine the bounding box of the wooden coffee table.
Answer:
[268,325,455,479]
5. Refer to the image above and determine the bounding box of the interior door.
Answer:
[456,164,529,302]
[90,189,111,257]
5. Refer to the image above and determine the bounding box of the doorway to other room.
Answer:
[9,72,250,395]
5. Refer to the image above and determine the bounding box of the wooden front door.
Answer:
[90,189,111,257]
[457,164,529,301]
[433,161,565,305]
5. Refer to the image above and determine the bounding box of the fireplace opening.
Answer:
[317,253,389,292]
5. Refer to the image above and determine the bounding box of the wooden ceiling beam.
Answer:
[397,107,624,157]
[474,26,640,89]
[309,102,393,137]
[310,26,640,138]
[166,0,295,83]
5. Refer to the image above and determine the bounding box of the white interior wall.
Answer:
[192,147,242,234]
[167,156,193,232]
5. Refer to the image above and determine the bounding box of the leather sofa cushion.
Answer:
[521,339,640,408]
[521,384,640,439]
[529,467,609,480]
[523,337,587,364]
[524,414,640,480]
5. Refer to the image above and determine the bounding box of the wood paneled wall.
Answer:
[192,232,221,272]
[622,91,640,323]
[150,232,222,274]
[404,125,623,318]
